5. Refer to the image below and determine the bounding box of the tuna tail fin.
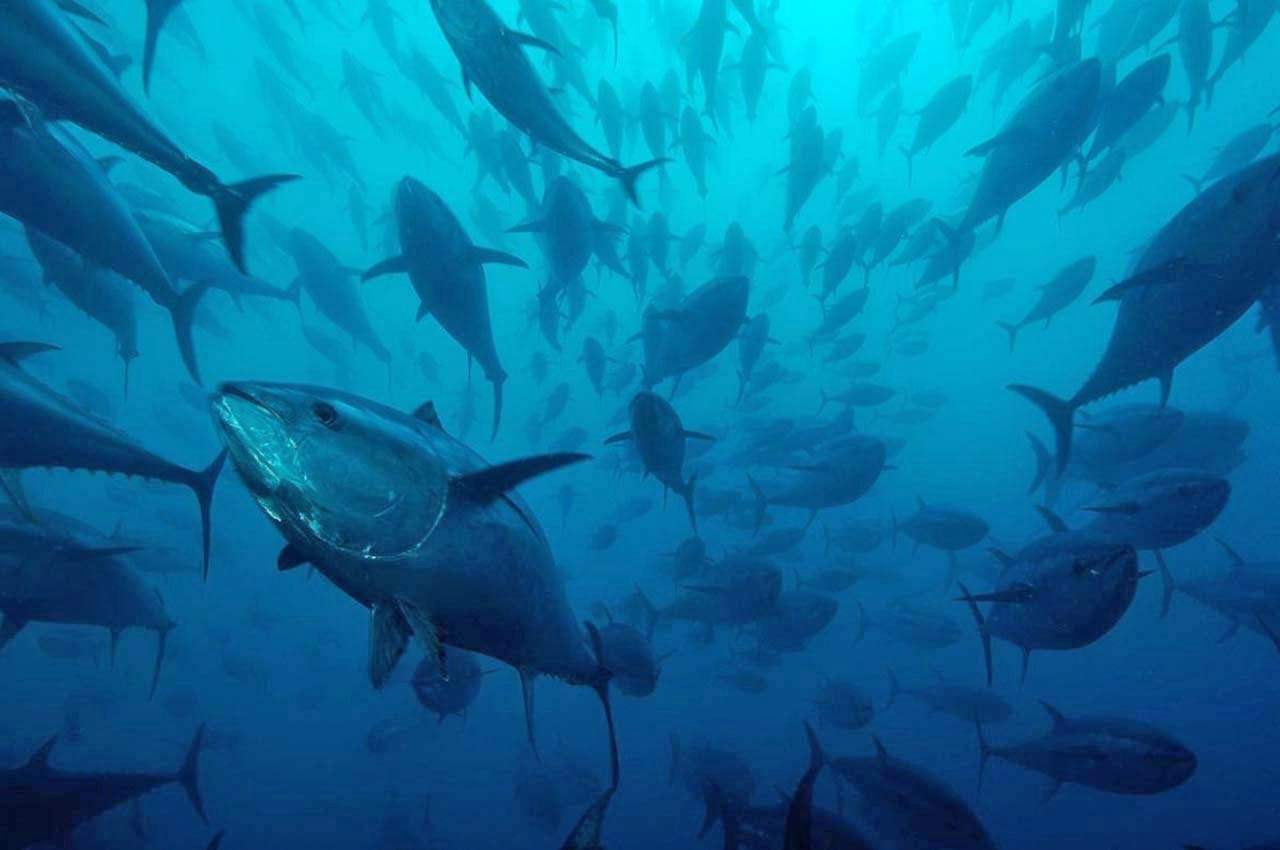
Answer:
[168,281,211,385]
[1008,384,1075,474]
[1181,173,1205,196]
[899,145,914,185]
[1155,550,1175,619]
[177,724,207,823]
[1026,431,1051,495]
[616,158,668,205]
[186,450,228,582]
[141,0,183,94]
[885,668,900,709]
[956,582,993,687]
[996,321,1019,352]
[585,621,620,789]
[211,174,301,274]
[681,473,699,534]
[284,275,303,312]
[746,473,767,537]
[975,718,991,798]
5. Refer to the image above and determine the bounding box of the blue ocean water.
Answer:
[1,0,1279,848]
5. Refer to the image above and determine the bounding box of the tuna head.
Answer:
[211,382,449,561]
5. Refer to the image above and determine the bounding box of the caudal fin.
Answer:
[212,174,301,274]
[176,724,207,823]
[186,450,228,581]
[956,582,994,687]
[1008,384,1075,473]
[616,158,668,205]
[168,282,211,385]
[996,321,1019,352]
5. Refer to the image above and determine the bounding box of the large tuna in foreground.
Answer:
[211,384,618,782]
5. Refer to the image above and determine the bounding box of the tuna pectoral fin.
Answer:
[149,626,172,699]
[956,583,994,687]
[395,597,446,676]
[176,723,207,823]
[1008,384,1075,474]
[0,614,28,650]
[518,669,539,758]
[168,281,212,385]
[965,126,1032,157]
[450,453,591,506]
[603,431,634,445]
[682,429,715,440]
[362,255,410,281]
[0,341,60,366]
[63,545,143,562]
[141,0,184,93]
[1083,501,1140,515]
[55,0,106,23]
[185,450,228,582]
[1092,259,1219,304]
[369,603,411,689]
[466,247,528,268]
[276,544,309,571]
[1035,506,1069,533]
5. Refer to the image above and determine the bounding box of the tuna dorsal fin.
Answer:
[369,603,410,689]
[277,544,308,571]
[1036,506,1069,533]
[465,246,528,269]
[412,401,445,430]
[396,597,446,675]
[362,255,409,282]
[25,736,57,770]
[0,342,60,367]
[450,453,591,506]
[1040,701,1069,730]
[871,736,890,766]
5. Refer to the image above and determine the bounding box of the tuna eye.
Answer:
[312,402,339,428]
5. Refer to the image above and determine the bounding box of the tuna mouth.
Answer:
[210,384,293,497]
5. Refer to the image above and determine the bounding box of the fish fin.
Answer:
[1039,700,1069,730]
[1035,506,1069,533]
[1026,432,1051,495]
[603,431,634,445]
[518,668,539,757]
[507,218,547,234]
[965,126,1031,157]
[368,603,410,689]
[681,429,715,441]
[362,255,410,281]
[55,0,106,23]
[871,736,890,766]
[149,625,171,699]
[1215,536,1246,568]
[396,597,446,675]
[1091,259,1218,304]
[465,246,528,268]
[450,453,590,505]
[412,401,445,431]
[62,545,142,562]
[276,544,309,571]
[988,548,1015,568]
[0,341,60,366]
[212,174,301,274]
[505,29,562,56]
[1083,501,1141,515]
[1008,384,1075,474]
[585,621,620,787]
[1042,779,1062,802]
[1156,550,1175,619]
[186,450,227,582]
[205,831,226,850]
[177,723,207,823]
[25,735,58,770]
[996,321,1019,351]
[141,0,183,93]
[975,719,991,797]
[956,582,994,687]
[617,158,669,205]
[0,614,28,649]
[167,281,211,385]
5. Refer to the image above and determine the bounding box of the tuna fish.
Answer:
[996,256,1096,350]
[606,392,711,532]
